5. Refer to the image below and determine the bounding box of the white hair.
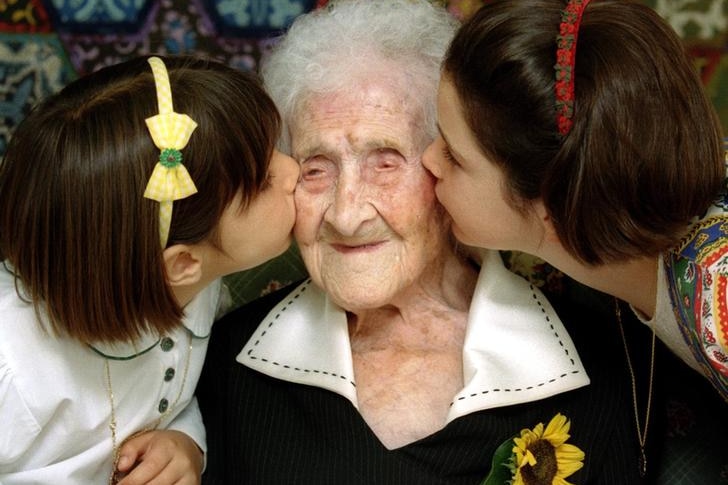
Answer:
[260,0,459,153]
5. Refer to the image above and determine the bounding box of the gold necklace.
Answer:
[614,298,656,478]
[104,332,194,485]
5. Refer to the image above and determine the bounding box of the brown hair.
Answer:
[444,0,725,264]
[0,55,280,343]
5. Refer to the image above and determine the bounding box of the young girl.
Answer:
[0,55,298,484]
[422,0,728,401]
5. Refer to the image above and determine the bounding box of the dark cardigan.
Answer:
[197,281,649,485]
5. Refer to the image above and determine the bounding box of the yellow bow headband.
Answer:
[143,56,198,247]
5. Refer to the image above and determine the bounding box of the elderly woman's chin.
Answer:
[324,280,407,311]
[303,249,428,311]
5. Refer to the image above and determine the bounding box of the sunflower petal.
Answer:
[524,449,537,467]
[557,459,585,476]
[556,443,585,460]
[544,413,569,436]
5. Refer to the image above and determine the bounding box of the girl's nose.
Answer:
[422,138,444,179]
[274,150,300,193]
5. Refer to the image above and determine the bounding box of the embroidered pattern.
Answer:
[666,206,728,398]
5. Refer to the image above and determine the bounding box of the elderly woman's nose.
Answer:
[323,174,377,236]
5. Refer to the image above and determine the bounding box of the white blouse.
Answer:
[0,265,221,484]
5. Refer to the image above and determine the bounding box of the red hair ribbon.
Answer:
[554,0,591,136]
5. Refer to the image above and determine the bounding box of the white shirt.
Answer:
[238,250,590,420]
[0,265,221,484]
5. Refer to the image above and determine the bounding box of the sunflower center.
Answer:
[521,439,557,485]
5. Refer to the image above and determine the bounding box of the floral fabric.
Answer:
[665,156,728,399]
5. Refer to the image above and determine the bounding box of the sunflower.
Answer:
[511,413,585,485]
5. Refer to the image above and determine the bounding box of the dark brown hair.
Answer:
[0,55,280,343]
[444,0,725,264]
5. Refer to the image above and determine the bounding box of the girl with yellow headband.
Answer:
[0,55,298,484]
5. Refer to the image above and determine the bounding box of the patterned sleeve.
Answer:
[664,144,728,401]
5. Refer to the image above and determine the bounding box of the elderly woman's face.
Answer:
[291,82,449,310]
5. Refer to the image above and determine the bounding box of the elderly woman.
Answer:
[196,1,643,483]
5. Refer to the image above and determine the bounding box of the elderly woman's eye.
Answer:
[299,157,336,192]
[300,157,330,180]
[370,148,403,171]
[302,166,324,179]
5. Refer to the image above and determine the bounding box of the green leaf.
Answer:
[481,435,517,485]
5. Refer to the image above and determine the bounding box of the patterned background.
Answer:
[1,0,726,155]
[1,1,727,483]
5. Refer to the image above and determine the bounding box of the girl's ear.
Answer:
[533,197,549,222]
[162,244,203,287]
[533,198,559,243]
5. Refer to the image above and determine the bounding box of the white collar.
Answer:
[238,251,588,421]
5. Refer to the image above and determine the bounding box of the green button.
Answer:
[160,337,174,351]
[164,368,175,381]
[158,398,169,413]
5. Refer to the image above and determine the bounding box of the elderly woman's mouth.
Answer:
[329,241,387,253]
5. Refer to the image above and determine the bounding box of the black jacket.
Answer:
[197,281,648,485]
